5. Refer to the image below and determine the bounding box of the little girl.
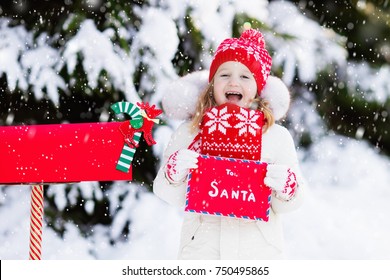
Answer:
[153,29,305,259]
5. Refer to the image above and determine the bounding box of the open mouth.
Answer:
[225,91,243,102]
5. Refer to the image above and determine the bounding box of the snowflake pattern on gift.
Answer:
[204,106,232,134]
[234,108,261,136]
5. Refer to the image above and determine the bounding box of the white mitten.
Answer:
[164,149,199,184]
[264,164,298,201]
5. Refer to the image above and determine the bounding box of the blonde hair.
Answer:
[190,81,275,133]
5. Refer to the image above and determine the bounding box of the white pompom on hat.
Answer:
[162,70,290,121]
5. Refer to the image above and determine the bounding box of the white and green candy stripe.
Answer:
[115,131,142,172]
[111,101,142,119]
[111,102,143,173]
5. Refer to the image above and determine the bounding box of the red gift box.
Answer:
[200,103,264,160]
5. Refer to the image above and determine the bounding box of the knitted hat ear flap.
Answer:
[260,76,290,121]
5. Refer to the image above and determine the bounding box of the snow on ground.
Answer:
[284,135,390,259]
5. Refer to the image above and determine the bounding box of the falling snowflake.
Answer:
[204,106,232,134]
[234,108,261,136]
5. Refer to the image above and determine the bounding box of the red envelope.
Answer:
[185,155,271,221]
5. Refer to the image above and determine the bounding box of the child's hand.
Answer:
[164,149,199,184]
[264,164,297,201]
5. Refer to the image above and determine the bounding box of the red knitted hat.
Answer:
[209,29,272,94]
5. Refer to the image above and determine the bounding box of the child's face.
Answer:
[213,61,257,108]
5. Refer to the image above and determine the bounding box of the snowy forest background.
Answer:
[1,0,390,259]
